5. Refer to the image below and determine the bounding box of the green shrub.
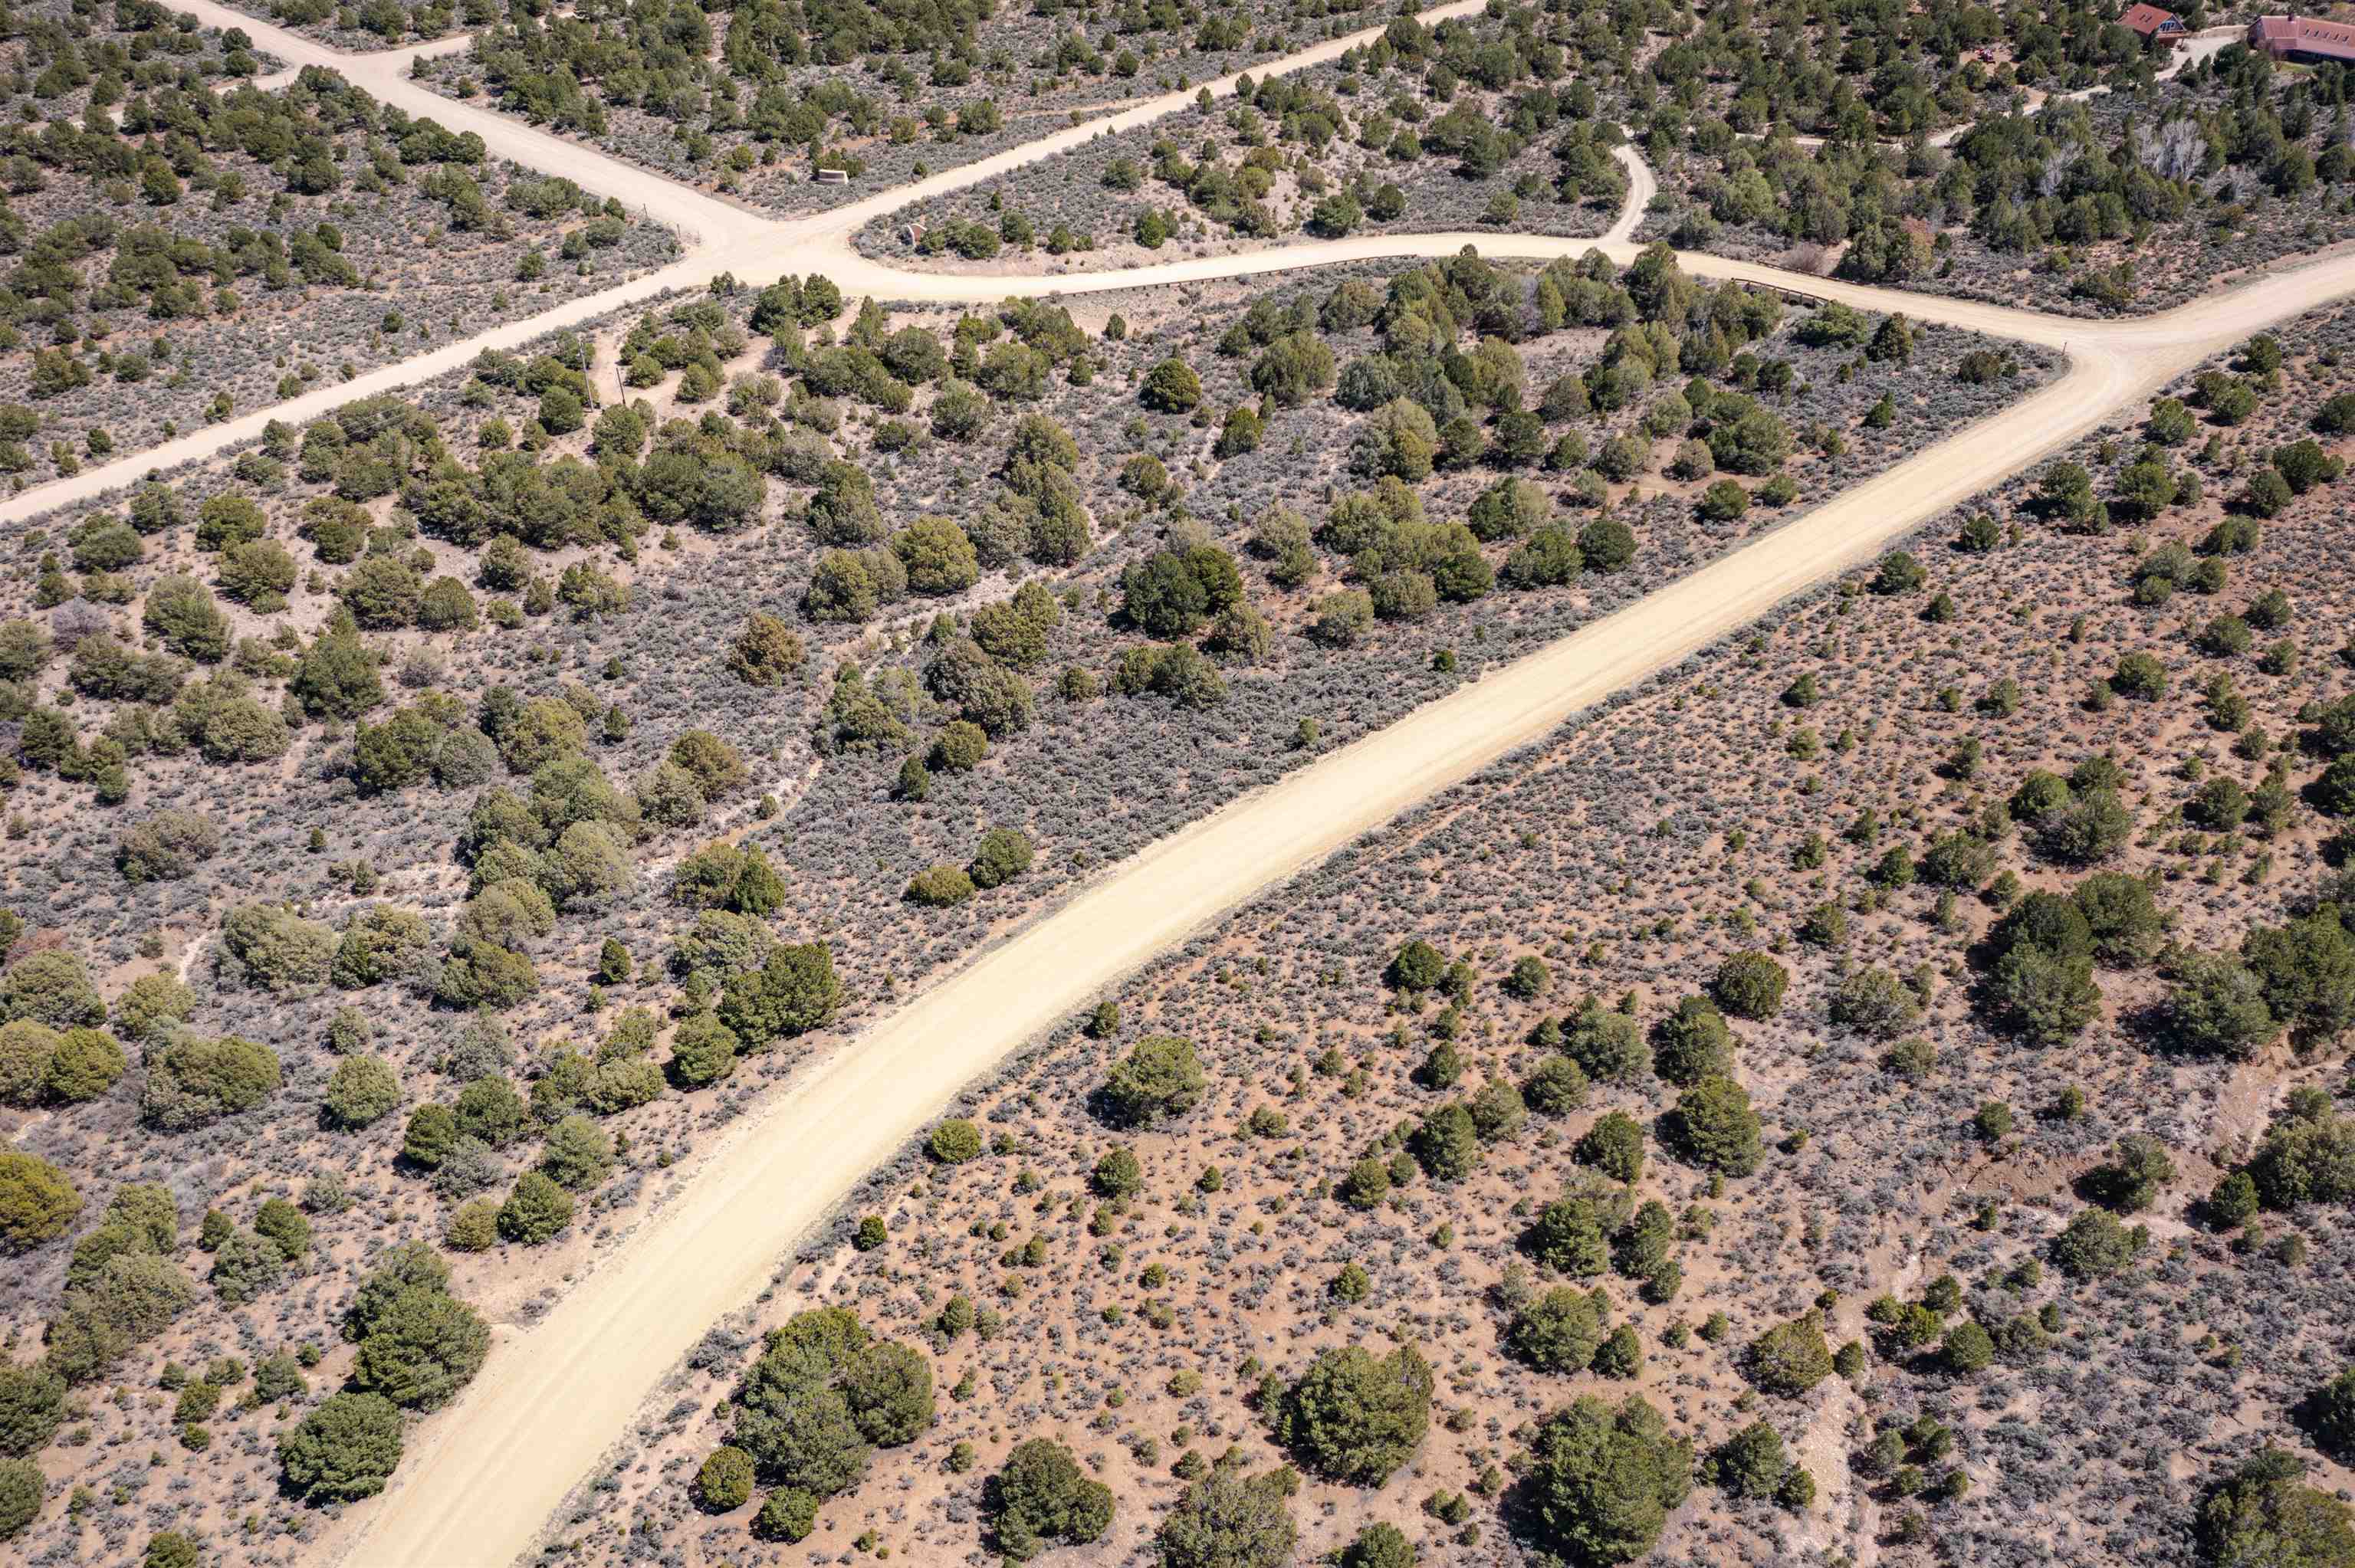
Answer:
[496,1172,575,1244]
[1156,1468,1296,1568]
[324,1055,401,1129]
[1710,951,1788,1019]
[0,1153,80,1251]
[905,864,976,906]
[1665,1075,1763,1176]
[1507,1287,1608,1373]
[717,943,842,1049]
[278,1392,404,1502]
[754,1487,819,1542]
[1274,1343,1432,1485]
[1746,1311,1834,1396]
[987,1438,1114,1560]
[1521,1396,1691,1565]
[349,1286,489,1411]
[0,1455,41,1540]
[140,1035,281,1130]
[0,1360,64,1458]
[696,1445,757,1511]
[967,827,1035,889]
[2050,1208,2146,1279]
[1099,1035,1204,1127]
[0,950,104,1028]
[928,1119,984,1164]
[667,1012,742,1087]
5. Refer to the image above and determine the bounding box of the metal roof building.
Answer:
[2249,13,2355,64]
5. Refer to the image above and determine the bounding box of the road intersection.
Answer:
[46,9,2355,1563]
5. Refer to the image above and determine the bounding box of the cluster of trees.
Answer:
[779,296,1095,615]
[709,1307,933,1541]
[2164,894,2355,1060]
[0,1176,488,1537]
[2196,1447,2355,1567]
[394,1011,655,1248]
[968,5,1637,253]
[459,0,1308,166]
[460,0,1046,157]
[13,240,1861,828]
[1308,248,1814,564]
[0,51,540,375]
[1639,0,2160,141]
[2233,1087,2355,1212]
[258,0,479,41]
[1671,44,2354,297]
[8,0,261,94]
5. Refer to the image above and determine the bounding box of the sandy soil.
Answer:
[11,5,2355,1564]
[340,260,2355,1568]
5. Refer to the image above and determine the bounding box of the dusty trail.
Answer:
[4,0,1493,525]
[1739,25,2241,151]
[341,243,2355,1568]
[28,9,2355,1566]
[1603,143,1656,247]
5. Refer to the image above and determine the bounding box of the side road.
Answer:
[21,10,2355,1566]
[338,227,2355,1568]
[0,0,1485,523]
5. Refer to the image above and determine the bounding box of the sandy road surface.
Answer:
[2,0,1494,526]
[23,8,2355,1566]
[1731,26,2242,152]
[1602,143,1656,247]
[340,244,2355,1568]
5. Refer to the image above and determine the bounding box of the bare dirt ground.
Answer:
[339,256,2355,1568]
[534,295,2355,1568]
[6,3,2355,1566]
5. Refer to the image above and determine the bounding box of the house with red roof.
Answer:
[2249,13,2355,65]
[2120,5,2189,49]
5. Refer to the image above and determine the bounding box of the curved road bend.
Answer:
[0,0,1486,524]
[343,244,2355,1567]
[28,8,2355,1565]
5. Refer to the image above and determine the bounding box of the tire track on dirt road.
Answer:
[24,11,2355,1565]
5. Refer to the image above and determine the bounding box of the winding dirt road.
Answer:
[38,9,2355,1566]
[340,255,2340,1568]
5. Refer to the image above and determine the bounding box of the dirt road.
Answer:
[340,244,2355,1568]
[1716,27,2242,153]
[34,11,2355,1567]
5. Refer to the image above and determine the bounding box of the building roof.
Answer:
[2251,13,2355,58]
[2119,4,2183,34]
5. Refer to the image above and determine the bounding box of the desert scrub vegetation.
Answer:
[0,238,2046,1559]
[412,0,1400,214]
[530,297,2355,1568]
[212,0,477,51]
[1559,0,2188,146]
[1640,40,2355,317]
[0,5,674,474]
[859,3,1631,267]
